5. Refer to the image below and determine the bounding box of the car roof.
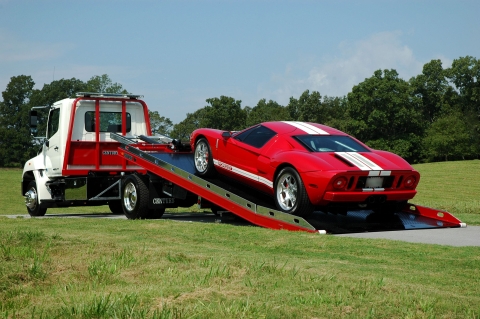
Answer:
[262,121,347,136]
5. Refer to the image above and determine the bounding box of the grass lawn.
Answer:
[1,160,479,318]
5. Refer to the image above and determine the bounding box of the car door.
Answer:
[217,125,276,190]
[44,108,62,177]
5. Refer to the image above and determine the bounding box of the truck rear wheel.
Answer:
[25,181,47,217]
[121,175,149,219]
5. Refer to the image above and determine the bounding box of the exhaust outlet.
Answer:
[367,195,387,204]
[367,196,376,204]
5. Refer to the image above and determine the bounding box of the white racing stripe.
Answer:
[282,121,329,135]
[347,152,383,170]
[336,152,372,170]
[336,152,386,172]
[213,159,273,188]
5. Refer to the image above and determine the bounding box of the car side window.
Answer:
[234,125,276,148]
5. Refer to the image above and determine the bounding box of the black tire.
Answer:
[194,138,215,177]
[25,181,47,217]
[274,167,314,218]
[108,200,124,215]
[121,175,150,219]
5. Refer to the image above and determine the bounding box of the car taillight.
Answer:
[403,175,416,188]
[333,176,348,190]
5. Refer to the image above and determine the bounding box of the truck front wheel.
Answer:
[121,175,149,219]
[25,181,47,217]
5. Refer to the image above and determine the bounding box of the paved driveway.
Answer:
[336,226,480,247]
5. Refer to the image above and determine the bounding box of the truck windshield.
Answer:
[84,111,131,133]
[295,135,370,152]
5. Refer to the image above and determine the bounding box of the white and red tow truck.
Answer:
[21,93,465,233]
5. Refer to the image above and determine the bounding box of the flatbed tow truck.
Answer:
[22,93,465,234]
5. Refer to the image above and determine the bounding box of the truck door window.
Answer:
[47,108,60,139]
[84,111,131,133]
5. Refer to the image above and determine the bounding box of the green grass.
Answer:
[1,218,479,318]
[1,161,480,318]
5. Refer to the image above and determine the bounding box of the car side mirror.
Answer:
[221,131,231,139]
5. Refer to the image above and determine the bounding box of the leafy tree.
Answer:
[30,78,86,107]
[287,90,323,122]
[0,75,36,167]
[321,95,349,129]
[423,112,476,161]
[246,99,289,126]
[202,96,246,131]
[410,59,452,123]
[85,74,128,94]
[446,56,480,115]
[170,109,207,140]
[149,110,173,136]
[346,69,423,161]
[446,56,480,158]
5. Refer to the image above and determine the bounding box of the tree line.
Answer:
[169,56,479,164]
[0,56,478,167]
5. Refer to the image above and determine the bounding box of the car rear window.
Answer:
[295,135,370,152]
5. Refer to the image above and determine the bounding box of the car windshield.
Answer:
[295,135,370,152]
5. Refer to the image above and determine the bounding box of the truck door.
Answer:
[44,108,62,177]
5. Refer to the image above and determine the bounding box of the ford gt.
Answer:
[190,121,419,217]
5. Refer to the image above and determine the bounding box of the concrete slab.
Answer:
[336,226,480,247]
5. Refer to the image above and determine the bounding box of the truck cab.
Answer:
[22,92,195,218]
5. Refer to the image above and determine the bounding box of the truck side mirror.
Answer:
[29,110,38,136]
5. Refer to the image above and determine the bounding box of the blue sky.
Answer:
[1,0,479,124]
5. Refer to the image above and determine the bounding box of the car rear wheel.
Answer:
[274,167,314,218]
[194,138,215,177]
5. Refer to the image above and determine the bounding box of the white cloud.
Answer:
[258,31,425,105]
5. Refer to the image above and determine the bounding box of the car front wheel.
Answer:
[274,167,314,218]
[194,138,215,177]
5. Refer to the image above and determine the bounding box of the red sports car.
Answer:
[190,121,419,217]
